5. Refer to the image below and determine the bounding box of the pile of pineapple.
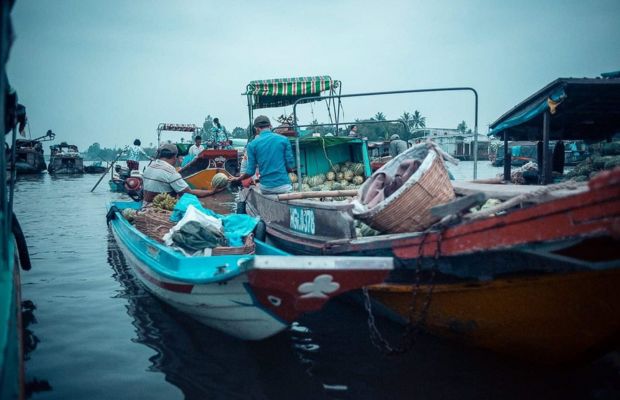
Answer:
[288,161,366,201]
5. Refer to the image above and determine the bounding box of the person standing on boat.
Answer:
[126,139,150,171]
[389,134,407,157]
[142,144,223,202]
[209,118,231,149]
[229,115,295,194]
[188,135,204,156]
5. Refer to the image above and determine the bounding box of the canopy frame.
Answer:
[291,87,479,190]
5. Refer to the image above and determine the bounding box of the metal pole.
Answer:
[90,148,126,192]
[473,91,479,180]
[246,93,254,141]
[503,131,510,181]
[542,110,551,184]
[291,85,478,168]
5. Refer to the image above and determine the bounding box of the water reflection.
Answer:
[22,300,53,398]
[106,231,329,399]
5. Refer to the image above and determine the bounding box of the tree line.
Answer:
[82,112,475,159]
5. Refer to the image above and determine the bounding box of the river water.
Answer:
[14,162,619,399]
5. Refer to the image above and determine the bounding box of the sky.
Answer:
[7,0,620,150]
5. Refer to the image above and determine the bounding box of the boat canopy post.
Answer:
[473,92,479,179]
[542,110,551,184]
[503,131,510,181]
[292,86,479,180]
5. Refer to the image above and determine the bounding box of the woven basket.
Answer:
[133,208,255,254]
[212,234,255,255]
[356,149,455,233]
[133,208,175,243]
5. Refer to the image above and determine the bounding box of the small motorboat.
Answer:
[106,201,392,340]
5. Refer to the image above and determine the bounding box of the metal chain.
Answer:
[363,229,443,355]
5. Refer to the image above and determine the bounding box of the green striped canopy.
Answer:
[245,76,339,110]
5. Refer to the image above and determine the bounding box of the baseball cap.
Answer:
[390,134,400,141]
[253,115,271,128]
[157,143,178,156]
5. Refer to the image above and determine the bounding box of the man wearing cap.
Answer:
[142,143,223,202]
[230,115,295,194]
[389,134,408,157]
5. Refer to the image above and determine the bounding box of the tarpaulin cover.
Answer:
[170,194,258,246]
[246,76,338,109]
[490,88,566,137]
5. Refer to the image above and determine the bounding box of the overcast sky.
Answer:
[7,0,620,149]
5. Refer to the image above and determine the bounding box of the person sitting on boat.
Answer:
[126,139,150,171]
[348,124,359,137]
[188,135,204,156]
[229,115,295,195]
[142,144,224,203]
[389,134,407,157]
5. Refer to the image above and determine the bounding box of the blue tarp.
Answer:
[181,154,195,167]
[170,194,258,247]
[490,88,566,137]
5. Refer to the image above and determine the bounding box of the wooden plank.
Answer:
[277,190,358,201]
[453,181,548,200]
[431,192,487,218]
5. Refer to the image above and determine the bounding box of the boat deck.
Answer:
[452,180,588,201]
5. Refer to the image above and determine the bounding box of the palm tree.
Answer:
[457,120,468,134]
[411,110,426,129]
[373,112,386,121]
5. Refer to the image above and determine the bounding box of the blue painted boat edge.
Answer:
[107,202,290,284]
[0,237,23,400]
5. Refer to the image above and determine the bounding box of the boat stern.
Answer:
[245,255,393,322]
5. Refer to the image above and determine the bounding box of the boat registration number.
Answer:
[290,207,315,235]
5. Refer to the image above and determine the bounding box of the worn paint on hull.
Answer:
[369,268,620,364]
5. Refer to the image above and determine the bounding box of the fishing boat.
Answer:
[84,161,107,174]
[9,130,54,174]
[48,142,84,174]
[157,123,241,177]
[239,80,620,363]
[106,201,392,340]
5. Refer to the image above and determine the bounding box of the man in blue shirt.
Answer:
[230,115,295,194]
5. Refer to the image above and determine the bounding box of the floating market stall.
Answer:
[10,130,54,174]
[239,82,620,363]
[156,123,241,177]
[48,142,84,174]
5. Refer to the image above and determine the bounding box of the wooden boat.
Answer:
[11,135,52,174]
[156,123,240,176]
[1,9,31,395]
[108,179,125,192]
[179,149,240,177]
[48,142,84,174]
[182,167,232,190]
[107,201,392,340]
[240,81,620,363]
[84,161,107,174]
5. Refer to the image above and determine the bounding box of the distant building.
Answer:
[410,128,489,160]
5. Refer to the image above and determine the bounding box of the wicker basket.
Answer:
[133,207,255,254]
[133,208,175,243]
[212,234,255,255]
[355,149,455,233]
